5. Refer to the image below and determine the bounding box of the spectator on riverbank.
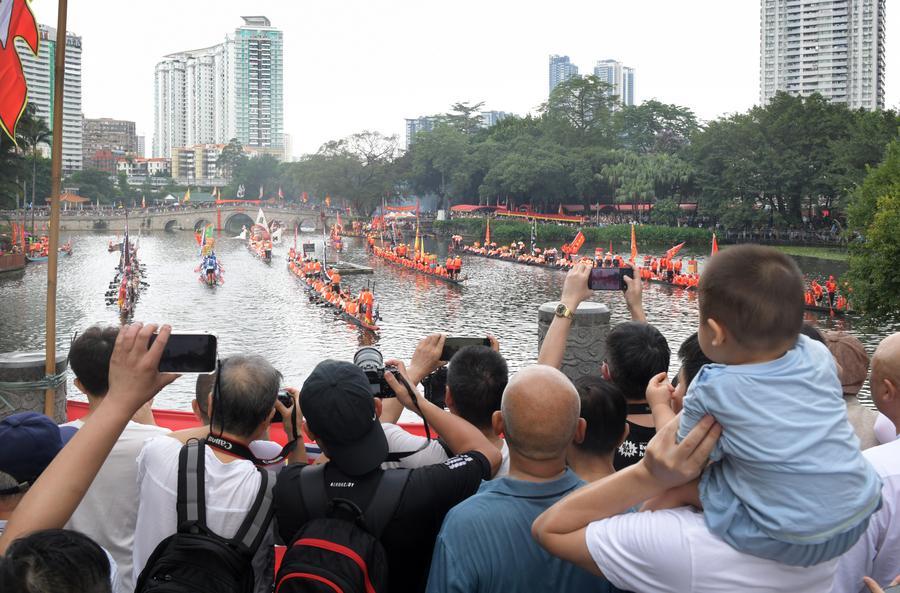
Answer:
[426,365,615,593]
[568,375,627,482]
[61,325,170,592]
[380,334,510,475]
[274,359,500,593]
[133,355,301,593]
[538,262,669,471]
[833,332,900,592]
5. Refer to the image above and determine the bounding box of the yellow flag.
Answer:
[183,188,191,203]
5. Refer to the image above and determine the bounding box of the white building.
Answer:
[16,24,83,173]
[549,55,579,94]
[760,0,886,110]
[153,17,283,158]
[480,111,509,127]
[593,59,636,106]
[404,116,439,149]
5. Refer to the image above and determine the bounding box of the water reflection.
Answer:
[0,232,895,410]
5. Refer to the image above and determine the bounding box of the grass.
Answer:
[771,246,849,262]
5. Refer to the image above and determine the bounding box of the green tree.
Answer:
[542,75,618,147]
[65,169,118,204]
[217,138,248,181]
[618,100,699,154]
[15,104,52,206]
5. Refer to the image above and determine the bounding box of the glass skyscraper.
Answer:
[549,55,579,94]
[593,59,636,106]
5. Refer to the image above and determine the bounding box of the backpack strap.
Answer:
[231,466,276,552]
[362,469,410,538]
[176,439,207,529]
[299,464,330,519]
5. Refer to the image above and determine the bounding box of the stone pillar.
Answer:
[538,301,611,382]
[0,351,68,423]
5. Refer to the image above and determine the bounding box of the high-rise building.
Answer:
[136,135,145,157]
[171,143,225,185]
[760,0,886,110]
[593,59,636,106]
[404,116,438,149]
[83,118,138,172]
[480,111,509,128]
[549,55,579,94]
[153,16,283,158]
[15,24,83,173]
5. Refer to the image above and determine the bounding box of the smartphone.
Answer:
[276,389,294,408]
[148,333,217,373]
[588,267,633,291]
[441,337,491,361]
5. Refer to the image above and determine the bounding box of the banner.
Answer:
[665,242,686,260]
[569,231,585,255]
[630,224,638,262]
[711,233,719,256]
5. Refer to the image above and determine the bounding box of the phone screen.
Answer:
[588,267,633,291]
[149,333,217,373]
[441,337,491,361]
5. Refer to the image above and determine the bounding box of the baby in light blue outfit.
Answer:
[660,246,881,566]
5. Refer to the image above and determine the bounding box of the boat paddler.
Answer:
[825,275,837,308]
[330,268,342,293]
[811,280,824,305]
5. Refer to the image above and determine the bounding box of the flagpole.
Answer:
[44,0,69,418]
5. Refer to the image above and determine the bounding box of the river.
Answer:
[1,231,896,409]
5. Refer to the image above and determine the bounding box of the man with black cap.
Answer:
[274,359,501,593]
[0,412,77,536]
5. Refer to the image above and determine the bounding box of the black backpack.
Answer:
[274,464,410,593]
[135,439,276,593]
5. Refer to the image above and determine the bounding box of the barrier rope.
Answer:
[0,370,68,413]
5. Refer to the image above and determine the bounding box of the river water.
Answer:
[1,231,896,409]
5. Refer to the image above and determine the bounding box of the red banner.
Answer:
[569,231,585,254]
[385,204,419,212]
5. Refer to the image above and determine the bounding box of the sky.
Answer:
[28,0,900,157]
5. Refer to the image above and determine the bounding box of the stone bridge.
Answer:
[18,206,337,234]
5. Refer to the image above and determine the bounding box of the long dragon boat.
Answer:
[370,246,467,286]
[288,258,380,332]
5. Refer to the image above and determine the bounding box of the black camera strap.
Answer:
[384,371,435,462]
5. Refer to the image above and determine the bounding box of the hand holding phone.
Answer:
[440,337,491,361]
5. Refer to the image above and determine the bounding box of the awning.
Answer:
[450,204,495,213]
[560,204,585,212]
[56,193,89,203]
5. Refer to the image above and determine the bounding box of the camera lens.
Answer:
[353,346,384,374]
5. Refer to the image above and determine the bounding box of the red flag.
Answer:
[569,231,585,254]
[302,191,308,203]
[711,233,719,256]
[665,242,686,260]
[630,224,637,262]
[0,0,39,142]
[609,240,613,255]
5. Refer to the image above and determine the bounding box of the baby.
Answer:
[646,245,881,566]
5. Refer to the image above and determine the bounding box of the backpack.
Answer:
[135,439,275,593]
[274,464,411,593]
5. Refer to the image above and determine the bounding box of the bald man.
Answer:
[833,333,900,593]
[425,366,614,593]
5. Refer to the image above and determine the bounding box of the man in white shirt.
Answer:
[61,326,170,593]
[833,332,900,593]
[133,354,303,593]
[381,334,511,476]
[533,416,838,593]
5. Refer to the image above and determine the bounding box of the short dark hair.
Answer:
[69,326,119,396]
[605,322,670,401]
[447,346,508,429]
[195,372,215,423]
[212,355,281,438]
[699,245,803,350]
[675,333,712,389]
[573,375,626,456]
[800,323,826,345]
[1,529,111,593]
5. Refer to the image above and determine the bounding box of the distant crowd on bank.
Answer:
[1,245,899,593]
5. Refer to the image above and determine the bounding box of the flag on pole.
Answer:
[569,231,586,255]
[302,191,308,203]
[141,195,146,208]
[259,186,264,200]
[325,195,331,208]
[711,233,719,256]
[278,187,284,200]
[0,0,39,143]
[558,204,564,216]
[237,184,245,199]
[609,240,613,255]
[485,217,491,245]
[630,223,638,263]
[530,218,537,254]
[414,214,421,256]
[183,188,191,203]
[665,242,686,260]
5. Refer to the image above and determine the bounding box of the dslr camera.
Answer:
[353,347,398,398]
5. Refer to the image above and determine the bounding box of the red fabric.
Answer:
[569,231,585,254]
[0,0,38,140]
[711,234,719,256]
[665,242,686,260]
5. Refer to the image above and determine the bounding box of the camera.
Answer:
[421,367,448,409]
[353,347,397,398]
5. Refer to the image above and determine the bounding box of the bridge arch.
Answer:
[163,219,180,232]
[223,213,254,234]
[193,219,212,232]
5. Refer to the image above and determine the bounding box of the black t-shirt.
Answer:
[274,451,491,593]
[613,420,656,470]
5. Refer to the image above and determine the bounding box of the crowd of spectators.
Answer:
[0,245,899,592]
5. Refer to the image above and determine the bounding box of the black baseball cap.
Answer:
[302,360,388,476]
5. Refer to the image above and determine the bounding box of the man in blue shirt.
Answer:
[426,365,616,593]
